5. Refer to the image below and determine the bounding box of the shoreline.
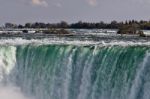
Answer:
[0,29,150,41]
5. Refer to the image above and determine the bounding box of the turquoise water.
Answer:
[0,45,150,99]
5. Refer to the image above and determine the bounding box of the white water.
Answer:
[0,38,150,46]
[0,46,33,99]
[0,46,16,82]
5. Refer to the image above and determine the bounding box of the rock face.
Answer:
[117,24,139,34]
[139,31,146,37]
[22,30,28,33]
[117,24,146,37]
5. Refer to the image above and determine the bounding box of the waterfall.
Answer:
[0,45,150,99]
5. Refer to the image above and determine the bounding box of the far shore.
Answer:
[0,28,150,36]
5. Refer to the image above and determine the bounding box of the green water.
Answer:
[0,45,150,99]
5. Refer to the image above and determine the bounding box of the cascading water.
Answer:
[0,44,150,99]
[0,46,33,99]
[0,46,16,83]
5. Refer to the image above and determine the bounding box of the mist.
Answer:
[0,85,34,99]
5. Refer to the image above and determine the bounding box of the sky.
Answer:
[0,0,150,24]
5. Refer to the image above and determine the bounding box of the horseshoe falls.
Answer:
[1,39,150,99]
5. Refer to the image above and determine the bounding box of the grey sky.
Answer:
[0,0,150,24]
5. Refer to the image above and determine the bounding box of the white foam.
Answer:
[0,38,150,46]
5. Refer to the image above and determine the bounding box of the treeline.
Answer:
[3,20,150,30]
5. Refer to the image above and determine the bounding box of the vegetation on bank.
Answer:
[2,20,150,30]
